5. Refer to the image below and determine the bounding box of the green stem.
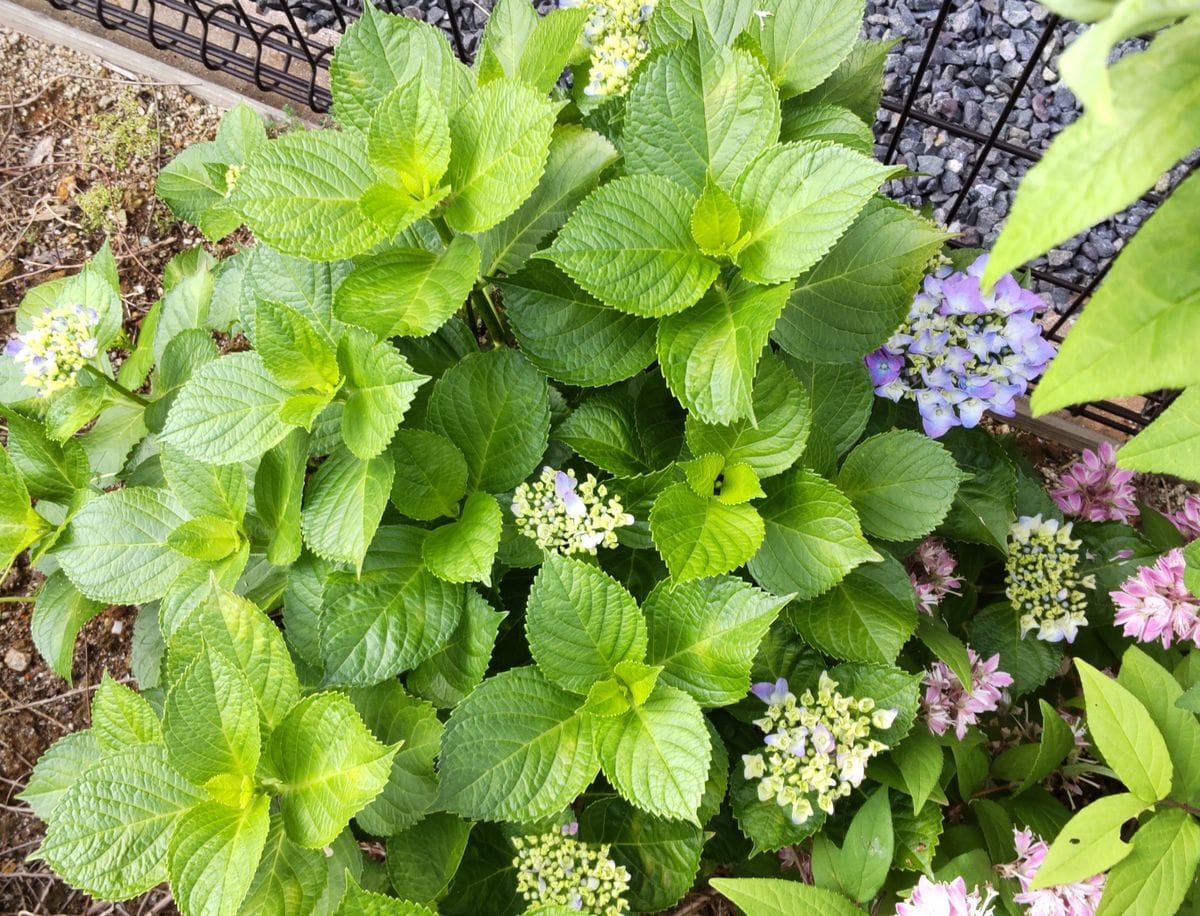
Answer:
[471,285,509,349]
[83,364,150,407]
[0,594,36,603]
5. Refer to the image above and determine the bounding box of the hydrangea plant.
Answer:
[7,1,1200,914]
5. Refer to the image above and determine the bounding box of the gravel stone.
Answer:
[5,648,29,672]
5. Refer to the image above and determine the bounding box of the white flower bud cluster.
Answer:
[561,0,657,97]
[1006,514,1095,644]
[5,302,100,397]
[513,822,632,915]
[511,467,634,555]
[742,673,897,826]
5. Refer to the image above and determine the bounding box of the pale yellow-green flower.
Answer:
[513,822,632,915]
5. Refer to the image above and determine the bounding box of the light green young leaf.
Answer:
[168,796,271,916]
[263,692,398,849]
[241,814,328,916]
[438,666,601,821]
[624,34,780,195]
[649,482,765,583]
[1077,658,1173,804]
[478,0,587,93]
[336,880,439,916]
[162,352,297,464]
[338,328,428,459]
[18,730,101,820]
[240,246,343,347]
[423,491,503,584]
[255,299,339,392]
[334,236,479,341]
[711,878,862,916]
[779,102,873,153]
[254,429,308,567]
[1032,793,1148,890]
[300,447,394,571]
[385,813,472,906]
[753,0,864,98]
[834,788,893,902]
[330,2,471,133]
[162,447,247,523]
[788,553,917,664]
[389,429,469,521]
[368,76,451,199]
[544,174,719,316]
[691,175,744,255]
[556,390,650,476]
[37,746,204,901]
[837,431,963,541]
[164,648,261,785]
[408,589,506,709]
[775,198,948,362]
[658,278,792,426]
[5,412,90,501]
[1095,808,1200,916]
[499,262,657,387]
[231,129,388,260]
[425,348,551,493]
[156,141,231,232]
[748,468,879,599]
[30,570,105,683]
[168,516,241,562]
[526,554,649,694]
[56,486,192,604]
[1117,387,1200,479]
[92,673,162,748]
[444,78,559,233]
[643,575,788,707]
[597,682,711,823]
[647,0,753,45]
[984,18,1200,285]
[480,124,618,275]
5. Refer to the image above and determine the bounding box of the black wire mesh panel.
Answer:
[37,0,1184,434]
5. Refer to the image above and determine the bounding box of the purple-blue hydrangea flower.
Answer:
[865,255,1057,438]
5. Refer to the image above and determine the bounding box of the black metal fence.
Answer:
[39,0,1180,435]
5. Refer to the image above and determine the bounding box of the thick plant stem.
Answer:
[83,364,150,407]
[471,285,510,349]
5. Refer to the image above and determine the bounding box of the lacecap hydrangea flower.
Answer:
[1000,827,1105,916]
[5,302,100,397]
[1050,442,1138,524]
[1168,494,1200,542]
[866,254,1057,438]
[512,821,631,915]
[511,466,635,555]
[906,536,962,614]
[922,649,1012,741]
[560,0,657,98]
[742,674,897,826]
[1005,514,1095,643]
[1111,548,1200,649]
[896,876,998,916]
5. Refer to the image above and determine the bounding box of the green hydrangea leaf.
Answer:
[423,491,503,585]
[368,76,451,200]
[748,468,879,599]
[828,661,920,747]
[556,390,651,476]
[254,429,308,566]
[30,570,105,682]
[779,102,873,153]
[788,553,917,664]
[650,482,765,583]
[783,356,873,456]
[684,353,811,479]
[5,411,90,501]
[691,174,744,255]
[775,198,949,362]
[56,486,192,604]
[526,553,649,695]
[300,447,395,571]
[658,277,792,425]
[263,692,399,848]
[168,796,272,916]
[334,236,480,341]
[254,298,340,393]
[479,126,618,276]
[596,682,711,822]
[92,673,163,748]
[478,0,587,94]
[336,880,439,916]
[240,246,344,348]
[350,681,445,835]
[544,174,719,316]
[644,576,788,707]
[388,429,469,520]
[444,78,559,233]
[425,348,551,493]
[408,589,506,709]
[162,447,247,523]
[167,516,242,561]
[385,812,473,906]
[319,526,464,686]
[732,141,899,284]
[624,34,780,195]
[752,0,864,99]
[499,262,657,387]
[338,329,428,460]
[646,0,754,45]
[939,428,1017,551]
[241,814,329,916]
[438,666,601,821]
[788,38,890,123]
[330,2,471,133]
[967,602,1062,698]
[836,431,963,541]
[161,352,298,464]
[37,746,205,901]
[19,730,101,820]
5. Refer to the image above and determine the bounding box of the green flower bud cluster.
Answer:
[742,673,896,826]
[1005,514,1095,644]
[512,822,632,915]
[5,302,100,397]
[561,0,657,98]
[511,466,635,555]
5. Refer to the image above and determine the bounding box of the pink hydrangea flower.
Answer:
[1050,442,1138,524]
[907,537,962,614]
[1111,548,1200,649]
[1000,828,1104,916]
[896,876,997,915]
[922,649,1013,740]
[1168,494,1200,542]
